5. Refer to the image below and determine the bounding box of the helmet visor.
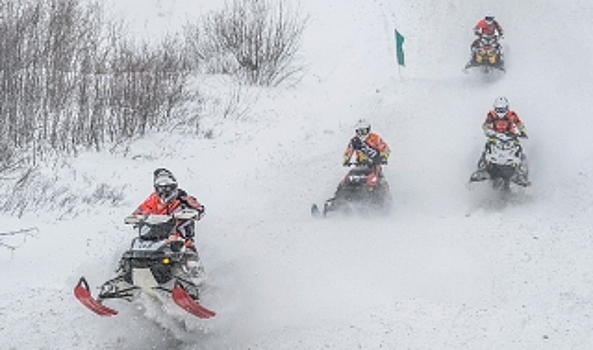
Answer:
[156,183,176,193]
[156,184,177,201]
[495,107,508,117]
[154,175,177,201]
[485,16,494,22]
[356,127,370,138]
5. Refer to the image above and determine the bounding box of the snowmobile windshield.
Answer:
[481,36,497,46]
[138,220,175,241]
[350,166,374,176]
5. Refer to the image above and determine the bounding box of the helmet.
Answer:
[153,168,178,203]
[355,119,371,140]
[485,13,495,23]
[154,167,175,179]
[493,96,509,118]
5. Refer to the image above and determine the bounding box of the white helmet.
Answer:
[355,119,371,140]
[153,168,179,203]
[485,13,495,22]
[493,96,509,118]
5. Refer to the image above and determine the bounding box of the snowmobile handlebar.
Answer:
[343,161,385,169]
[344,162,369,168]
[485,131,524,142]
[495,133,516,142]
[124,209,200,225]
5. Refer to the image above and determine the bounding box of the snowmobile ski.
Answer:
[171,282,216,318]
[73,277,118,316]
[311,204,322,218]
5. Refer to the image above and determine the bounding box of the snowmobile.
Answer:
[469,132,530,192]
[74,209,215,318]
[311,162,391,217]
[463,35,505,73]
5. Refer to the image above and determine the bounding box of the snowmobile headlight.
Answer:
[162,257,172,265]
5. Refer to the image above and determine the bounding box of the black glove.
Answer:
[370,154,382,166]
[519,132,528,139]
[350,137,362,150]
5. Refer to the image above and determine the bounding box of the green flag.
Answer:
[395,29,405,66]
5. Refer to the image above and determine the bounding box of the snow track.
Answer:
[2,0,593,349]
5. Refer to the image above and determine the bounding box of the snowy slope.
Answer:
[2,0,593,349]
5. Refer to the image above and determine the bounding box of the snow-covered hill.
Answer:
[2,0,593,349]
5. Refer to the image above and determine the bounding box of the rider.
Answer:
[473,14,504,39]
[465,14,505,70]
[476,97,529,184]
[132,168,205,248]
[342,119,391,187]
[482,96,527,141]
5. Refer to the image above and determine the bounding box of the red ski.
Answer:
[171,283,216,319]
[74,277,118,316]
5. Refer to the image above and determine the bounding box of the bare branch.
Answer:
[0,227,38,237]
[0,226,38,252]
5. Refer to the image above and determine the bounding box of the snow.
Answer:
[2,0,593,349]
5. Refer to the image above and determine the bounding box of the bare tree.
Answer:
[0,0,197,217]
[0,0,310,217]
[189,0,308,86]
[0,0,192,160]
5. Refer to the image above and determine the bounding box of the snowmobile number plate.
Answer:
[132,240,162,250]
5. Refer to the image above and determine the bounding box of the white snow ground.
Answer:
[2,0,593,349]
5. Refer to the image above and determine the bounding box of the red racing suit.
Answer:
[343,132,391,166]
[133,189,205,242]
[482,110,526,137]
[474,18,504,37]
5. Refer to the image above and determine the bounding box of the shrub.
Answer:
[187,0,308,86]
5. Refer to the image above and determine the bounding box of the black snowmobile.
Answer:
[312,162,391,217]
[74,209,215,318]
